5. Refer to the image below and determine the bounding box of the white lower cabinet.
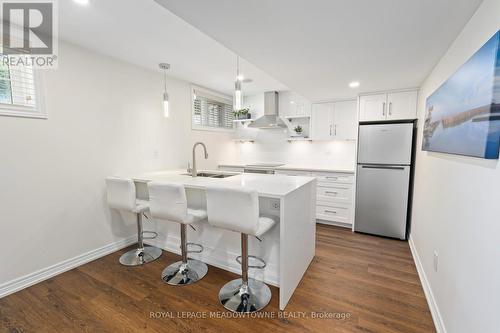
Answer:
[275,169,354,227]
[316,203,351,225]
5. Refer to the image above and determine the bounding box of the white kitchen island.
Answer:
[128,170,316,310]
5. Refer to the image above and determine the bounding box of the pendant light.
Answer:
[159,63,170,118]
[233,56,242,111]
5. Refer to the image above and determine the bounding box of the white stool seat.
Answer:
[106,176,162,266]
[148,181,208,286]
[256,217,275,237]
[187,208,208,223]
[134,199,150,213]
[206,184,275,313]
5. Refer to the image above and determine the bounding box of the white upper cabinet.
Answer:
[312,100,357,141]
[333,100,357,140]
[359,93,387,121]
[311,103,334,140]
[387,91,418,121]
[359,90,417,122]
[279,91,311,118]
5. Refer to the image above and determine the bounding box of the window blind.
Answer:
[192,88,233,130]
[0,55,38,111]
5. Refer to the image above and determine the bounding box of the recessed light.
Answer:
[349,81,360,88]
[73,0,89,5]
[290,101,296,104]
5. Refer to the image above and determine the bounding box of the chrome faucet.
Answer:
[191,142,208,177]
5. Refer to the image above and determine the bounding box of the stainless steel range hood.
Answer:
[248,91,287,129]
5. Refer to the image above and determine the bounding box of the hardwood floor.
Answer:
[0,225,435,333]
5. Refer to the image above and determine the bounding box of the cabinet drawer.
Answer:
[317,185,352,204]
[312,172,354,185]
[316,204,351,223]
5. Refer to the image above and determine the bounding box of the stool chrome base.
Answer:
[119,246,162,266]
[161,259,208,286]
[219,278,271,313]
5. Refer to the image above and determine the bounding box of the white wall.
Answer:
[0,41,236,288]
[230,93,357,170]
[411,1,500,332]
[235,133,356,170]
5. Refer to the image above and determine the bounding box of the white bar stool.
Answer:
[105,176,162,266]
[206,185,276,313]
[148,181,208,286]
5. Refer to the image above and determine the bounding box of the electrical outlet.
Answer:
[270,200,280,210]
[433,251,439,272]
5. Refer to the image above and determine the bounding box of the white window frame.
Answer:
[191,85,234,132]
[0,69,46,119]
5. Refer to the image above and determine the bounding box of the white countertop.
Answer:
[219,162,355,174]
[129,169,315,198]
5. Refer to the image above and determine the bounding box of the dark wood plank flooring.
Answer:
[0,225,435,332]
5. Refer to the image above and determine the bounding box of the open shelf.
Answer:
[287,137,312,142]
[285,115,311,121]
[232,119,254,123]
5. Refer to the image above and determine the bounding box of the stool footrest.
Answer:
[142,231,158,240]
[236,255,266,269]
[186,242,203,254]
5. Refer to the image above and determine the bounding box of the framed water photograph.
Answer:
[422,30,500,159]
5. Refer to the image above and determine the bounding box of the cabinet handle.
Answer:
[325,191,338,195]
[325,176,338,179]
[389,102,392,116]
[382,102,386,116]
[334,124,337,136]
[329,124,332,136]
[325,210,337,214]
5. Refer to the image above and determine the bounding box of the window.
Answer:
[192,86,233,131]
[0,55,45,118]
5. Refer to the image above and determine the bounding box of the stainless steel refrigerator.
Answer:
[355,123,415,239]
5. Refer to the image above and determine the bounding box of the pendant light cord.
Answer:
[163,69,167,93]
[236,56,239,78]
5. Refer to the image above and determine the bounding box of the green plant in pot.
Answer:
[231,110,241,119]
[239,108,251,119]
[233,108,251,120]
[293,125,304,137]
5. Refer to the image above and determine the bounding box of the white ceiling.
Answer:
[58,0,287,96]
[155,0,484,101]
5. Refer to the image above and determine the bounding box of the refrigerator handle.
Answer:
[361,165,406,170]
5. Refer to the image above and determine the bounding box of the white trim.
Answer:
[312,97,358,104]
[0,235,136,299]
[144,235,279,287]
[0,69,47,119]
[316,219,352,229]
[190,84,235,133]
[191,125,234,133]
[191,84,232,104]
[358,87,420,97]
[408,235,447,333]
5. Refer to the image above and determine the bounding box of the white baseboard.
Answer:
[408,235,447,333]
[144,236,279,287]
[317,219,352,229]
[0,236,137,299]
